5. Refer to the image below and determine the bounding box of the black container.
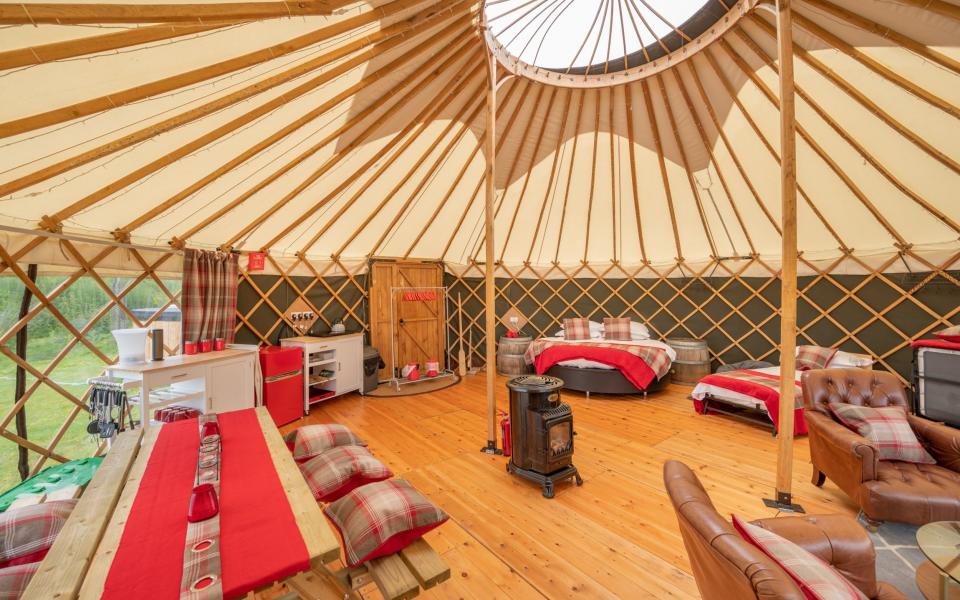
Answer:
[151,328,164,361]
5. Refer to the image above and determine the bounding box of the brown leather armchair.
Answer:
[664,460,907,600]
[802,368,960,527]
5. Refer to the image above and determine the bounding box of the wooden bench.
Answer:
[286,536,450,600]
[21,429,144,600]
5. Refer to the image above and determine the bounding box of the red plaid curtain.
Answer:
[181,249,239,348]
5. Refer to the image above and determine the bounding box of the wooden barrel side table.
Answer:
[497,336,534,376]
[665,338,711,386]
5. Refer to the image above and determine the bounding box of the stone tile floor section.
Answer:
[869,520,925,600]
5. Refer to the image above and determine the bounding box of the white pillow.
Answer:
[630,321,651,340]
[830,350,874,368]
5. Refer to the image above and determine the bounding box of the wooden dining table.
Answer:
[78,407,341,599]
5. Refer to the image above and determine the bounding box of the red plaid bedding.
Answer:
[693,370,807,436]
[523,339,671,390]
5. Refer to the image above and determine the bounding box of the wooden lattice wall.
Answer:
[2,238,957,487]
[444,253,960,382]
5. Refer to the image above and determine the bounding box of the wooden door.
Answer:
[368,261,444,380]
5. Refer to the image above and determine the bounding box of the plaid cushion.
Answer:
[285,424,367,463]
[603,318,631,341]
[563,318,591,341]
[934,324,960,343]
[829,403,936,464]
[0,500,77,568]
[796,345,837,371]
[324,479,448,567]
[733,515,867,600]
[299,446,393,503]
[0,562,40,599]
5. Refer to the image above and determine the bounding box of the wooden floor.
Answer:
[280,374,860,599]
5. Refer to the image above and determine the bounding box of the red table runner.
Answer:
[102,409,310,599]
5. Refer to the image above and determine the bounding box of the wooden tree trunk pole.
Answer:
[768,0,803,512]
[480,6,500,455]
[14,264,38,481]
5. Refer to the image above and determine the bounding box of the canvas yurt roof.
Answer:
[1,0,957,275]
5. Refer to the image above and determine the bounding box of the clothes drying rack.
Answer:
[387,286,454,391]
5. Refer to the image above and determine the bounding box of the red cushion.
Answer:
[298,446,393,503]
[602,318,631,341]
[0,562,40,598]
[562,318,591,341]
[828,403,936,464]
[284,424,367,463]
[732,515,866,600]
[933,325,960,343]
[0,500,77,569]
[323,480,447,567]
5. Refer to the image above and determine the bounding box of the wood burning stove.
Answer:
[506,375,582,498]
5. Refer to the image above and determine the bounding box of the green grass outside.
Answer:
[1,274,179,493]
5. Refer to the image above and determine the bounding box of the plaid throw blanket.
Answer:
[524,339,672,381]
[695,369,807,436]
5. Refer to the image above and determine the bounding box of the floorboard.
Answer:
[280,374,860,599]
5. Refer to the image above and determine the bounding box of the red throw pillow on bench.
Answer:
[324,479,448,567]
[732,515,867,600]
[0,500,77,569]
[299,446,393,503]
[284,424,367,463]
[828,403,936,464]
[0,563,41,598]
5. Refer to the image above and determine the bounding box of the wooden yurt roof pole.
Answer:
[480,2,501,456]
[765,0,803,513]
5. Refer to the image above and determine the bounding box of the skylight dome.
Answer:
[483,0,741,85]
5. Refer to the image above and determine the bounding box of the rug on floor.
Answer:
[869,521,925,600]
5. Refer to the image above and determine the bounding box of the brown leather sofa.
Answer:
[802,369,960,527]
[664,460,907,600]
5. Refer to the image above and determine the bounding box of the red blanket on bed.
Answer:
[694,370,808,436]
[523,340,670,390]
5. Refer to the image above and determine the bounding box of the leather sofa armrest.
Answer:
[750,515,878,598]
[908,414,960,473]
[806,411,878,483]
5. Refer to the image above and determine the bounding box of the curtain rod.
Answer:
[0,224,184,256]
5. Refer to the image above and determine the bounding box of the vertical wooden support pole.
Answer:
[766,0,803,512]
[481,16,500,455]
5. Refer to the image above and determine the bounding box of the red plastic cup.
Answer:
[200,420,220,440]
[187,483,219,522]
[213,338,225,351]
[199,339,212,353]
[184,341,198,355]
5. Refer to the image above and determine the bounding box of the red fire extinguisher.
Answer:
[498,410,511,457]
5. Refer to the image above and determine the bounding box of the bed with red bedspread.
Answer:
[523,337,675,392]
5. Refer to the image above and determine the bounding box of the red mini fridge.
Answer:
[259,346,303,427]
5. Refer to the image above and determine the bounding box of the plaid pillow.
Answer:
[563,318,591,341]
[934,324,960,343]
[732,515,867,600]
[0,563,40,599]
[829,403,936,464]
[299,446,393,503]
[603,318,631,341]
[324,479,448,567]
[285,424,367,463]
[0,500,77,568]
[796,345,837,371]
